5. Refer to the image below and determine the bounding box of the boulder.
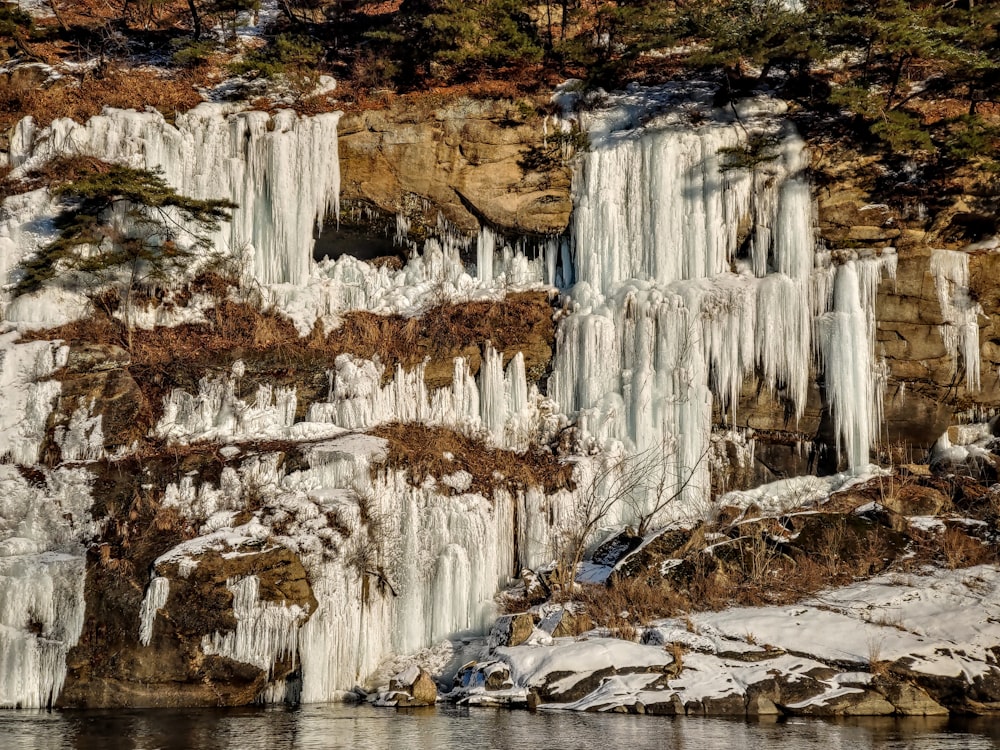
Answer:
[783,688,896,717]
[489,613,536,649]
[874,676,949,716]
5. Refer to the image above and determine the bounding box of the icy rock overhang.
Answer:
[8,103,342,287]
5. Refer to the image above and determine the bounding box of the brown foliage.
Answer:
[0,66,204,133]
[26,286,554,450]
[574,499,998,631]
[371,422,573,496]
[576,575,692,630]
[939,525,995,569]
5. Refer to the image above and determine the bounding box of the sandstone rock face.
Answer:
[338,98,572,237]
[714,141,1000,485]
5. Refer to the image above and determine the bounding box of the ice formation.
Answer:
[0,86,928,708]
[152,434,578,702]
[553,90,897,503]
[274,223,556,335]
[930,249,981,391]
[0,466,95,708]
[201,575,307,674]
[156,345,547,452]
[138,577,170,647]
[9,104,342,286]
[0,332,67,465]
[816,253,896,468]
[306,347,543,451]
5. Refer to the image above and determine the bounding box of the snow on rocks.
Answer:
[450,565,1000,716]
[373,665,438,707]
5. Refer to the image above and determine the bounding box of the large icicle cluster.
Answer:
[9,104,342,286]
[0,332,67,465]
[816,253,896,469]
[0,466,95,708]
[157,347,549,452]
[150,433,578,702]
[553,89,895,520]
[0,323,92,709]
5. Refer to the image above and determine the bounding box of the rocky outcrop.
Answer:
[815,142,1000,440]
[714,140,1000,485]
[60,541,316,708]
[489,613,536,648]
[337,97,573,237]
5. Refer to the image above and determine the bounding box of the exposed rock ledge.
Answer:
[337,97,573,237]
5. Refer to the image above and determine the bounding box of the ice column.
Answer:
[816,253,896,468]
[138,576,170,646]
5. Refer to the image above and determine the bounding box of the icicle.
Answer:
[158,375,298,443]
[138,577,170,646]
[479,346,506,442]
[816,257,894,469]
[476,226,496,283]
[201,575,307,675]
[930,249,981,391]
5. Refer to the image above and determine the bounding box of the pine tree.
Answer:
[413,0,543,76]
[16,159,236,345]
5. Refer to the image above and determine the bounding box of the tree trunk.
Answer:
[886,53,909,109]
[187,0,202,39]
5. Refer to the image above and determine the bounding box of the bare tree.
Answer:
[344,484,397,603]
[555,441,709,588]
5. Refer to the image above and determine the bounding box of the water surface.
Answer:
[4,704,999,750]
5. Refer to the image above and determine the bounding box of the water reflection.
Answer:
[2,705,999,750]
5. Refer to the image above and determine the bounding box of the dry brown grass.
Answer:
[32,289,552,369]
[576,575,693,630]
[0,66,204,133]
[576,513,922,630]
[370,422,573,496]
[940,526,995,569]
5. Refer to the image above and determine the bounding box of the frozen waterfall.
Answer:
[554,90,894,506]
[9,104,342,286]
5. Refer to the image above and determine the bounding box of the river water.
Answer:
[3,705,999,750]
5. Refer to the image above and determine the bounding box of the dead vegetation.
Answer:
[25,284,555,439]
[0,66,204,133]
[371,422,573,496]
